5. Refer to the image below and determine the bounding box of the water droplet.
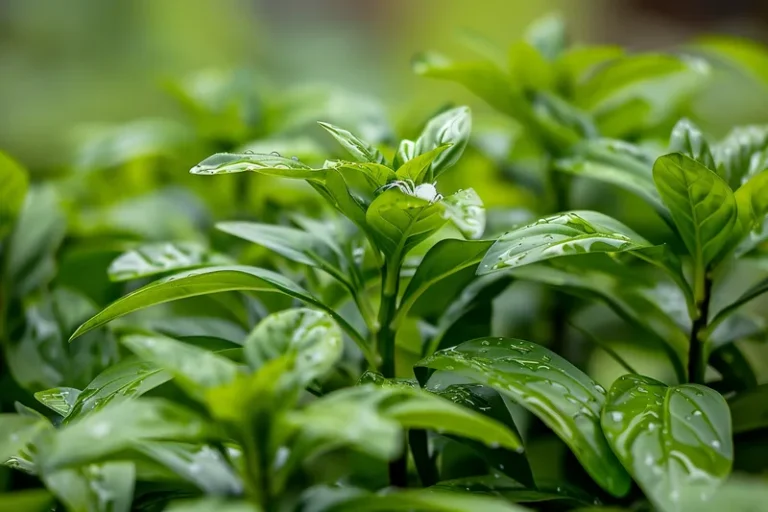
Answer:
[481,340,490,346]
[610,411,624,422]
[270,151,281,157]
[693,410,702,417]
[710,440,721,449]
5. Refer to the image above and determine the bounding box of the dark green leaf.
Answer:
[729,383,768,434]
[653,153,737,274]
[318,121,386,164]
[245,308,342,384]
[0,490,52,512]
[601,374,733,512]
[164,498,259,512]
[478,211,651,274]
[324,488,528,512]
[0,151,28,240]
[38,398,217,471]
[433,475,597,506]
[415,338,632,497]
[108,242,231,282]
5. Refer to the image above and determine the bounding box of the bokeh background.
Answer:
[3,0,768,171]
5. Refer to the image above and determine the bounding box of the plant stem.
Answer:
[688,276,713,384]
[375,259,408,487]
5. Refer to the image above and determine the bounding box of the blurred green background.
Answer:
[3,0,768,172]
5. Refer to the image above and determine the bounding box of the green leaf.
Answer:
[653,153,737,275]
[524,14,566,61]
[122,334,240,400]
[43,462,135,512]
[708,276,768,332]
[433,475,597,506]
[668,119,716,171]
[415,338,631,497]
[678,477,768,512]
[38,398,217,471]
[397,239,493,325]
[441,188,486,239]
[729,383,768,434]
[730,170,768,251]
[0,414,48,464]
[164,498,259,512]
[318,121,386,164]
[0,151,28,240]
[601,375,733,512]
[216,221,343,271]
[324,488,528,512]
[414,106,472,179]
[0,490,52,512]
[245,308,342,384]
[365,188,447,260]
[65,357,171,422]
[508,41,555,91]
[108,242,231,282]
[556,139,666,217]
[135,442,242,495]
[478,211,651,274]
[713,125,768,188]
[34,387,81,417]
[395,145,450,183]
[190,152,325,180]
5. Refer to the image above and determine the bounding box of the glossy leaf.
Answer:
[652,154,737,274]
[0,151,28,240]
[190,152,325,180]
[601,375,733,512]
[44,462,135,512]
[38,398,217,471]
[245,308,342,384]
[108,242,231,282]
[433,475,597,506]
[415,338,632,497]
[0,414,48,464]
[478,211,651,274]
[413,106,472,179]
[365,188,447,259]
[441,188,485,239]
[397,239,493,324]
[394,145,449,183]
[122,334,240,400]
[65,357,171,422]
[713,124,768,189]
[164,498,259,512]
[668,119,716,171]
[135,442,242,495]
[318,121,386,164]
[729,383,768,434]
[34,387,81,417]
[678,477,768,512]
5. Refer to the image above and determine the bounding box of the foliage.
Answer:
[2,14,768,512]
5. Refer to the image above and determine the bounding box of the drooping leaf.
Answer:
[318,121,386,164]
[245,308,342,384]
[34,387,81,417]
[38,398,218,471]
[414,106,472,179]
[0,151,29,240]
[668,118,716,171]
[556,139,667,218]
[135,442,242,495]
[108,242,231,282]
[121,334,240,400]
[478,211,651,274]
[601,374,733,512]
[65,357,171,423]
[190,152,324,180]
[729,383,768,434]
[441,188,486,239]
[397,239,493,323]
[415,338,632,497]
[653,154,737,275]
[43,462,135,512]
[69,265,367,362]
[365,188,447,260]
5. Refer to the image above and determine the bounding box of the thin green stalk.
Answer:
[688,276,713,384]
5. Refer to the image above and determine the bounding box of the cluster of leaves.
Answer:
[3,13,768,512]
